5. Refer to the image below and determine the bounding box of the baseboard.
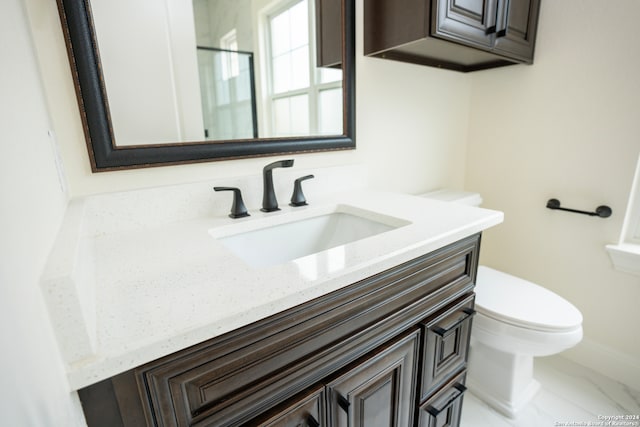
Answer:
[561,337,640,392]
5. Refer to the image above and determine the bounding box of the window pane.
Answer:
[290,46,310,90]
[269,0,311,93]
[273,97,291,136]
[272,54,291,94]
[273,95,309,136]
[270,11,290,56]
[290,94,309,134]
[290,0,309,49]
[318,88,342,134]
[320,67,342,84]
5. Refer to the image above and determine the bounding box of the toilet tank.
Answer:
[419,189,483,207]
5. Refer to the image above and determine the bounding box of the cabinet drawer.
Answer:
[417,371,467,427]
[420,295,475,400]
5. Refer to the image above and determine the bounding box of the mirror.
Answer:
[56,0,354,171]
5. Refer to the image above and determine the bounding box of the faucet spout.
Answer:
[261,159,294,212]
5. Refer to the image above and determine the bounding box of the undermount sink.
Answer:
[210,205,411,268]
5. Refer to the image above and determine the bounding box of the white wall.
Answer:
[465,0,640,386]
[27,0,471,197]
[90,0,204,145]
[0,0,85,425]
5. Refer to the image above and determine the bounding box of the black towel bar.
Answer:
[546,198,612,218]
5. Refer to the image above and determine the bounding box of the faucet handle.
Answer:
[214,187,250,218]
[290,175,314,207]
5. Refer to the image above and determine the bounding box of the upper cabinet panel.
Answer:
[364,0,541,72]
[492,0,541,63]
[432,0,496,49]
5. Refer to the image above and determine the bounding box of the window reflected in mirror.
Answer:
[193,0,342,141]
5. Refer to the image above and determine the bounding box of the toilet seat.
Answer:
[476,266,583,333]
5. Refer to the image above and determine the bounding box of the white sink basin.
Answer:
[210,205,410,268]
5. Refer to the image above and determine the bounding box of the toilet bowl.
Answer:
[420,190,583,418]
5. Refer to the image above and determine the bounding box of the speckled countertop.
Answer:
[42,182,503,390]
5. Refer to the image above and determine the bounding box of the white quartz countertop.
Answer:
[43,189,503,390]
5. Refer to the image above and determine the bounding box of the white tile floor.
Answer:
[461,356,640,427]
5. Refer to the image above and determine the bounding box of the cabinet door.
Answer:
[251,386,325,427]
[432,0,498,49]
[326,330,419,427]
[492,0,540,62]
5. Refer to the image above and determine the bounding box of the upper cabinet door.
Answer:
[432,0,498,49]
[492,0,541,63]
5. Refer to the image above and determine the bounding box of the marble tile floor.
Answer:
[461,356,640,427]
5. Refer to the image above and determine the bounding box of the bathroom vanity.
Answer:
[40,182,502,427]
[81,235,478,426]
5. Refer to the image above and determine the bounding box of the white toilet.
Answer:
[421,190,583,418]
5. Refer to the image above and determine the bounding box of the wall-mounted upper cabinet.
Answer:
[364,0,541,72]
[316,0,343,68]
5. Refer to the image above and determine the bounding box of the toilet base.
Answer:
[467,340,541,418]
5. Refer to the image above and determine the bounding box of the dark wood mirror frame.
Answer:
[56,0,355,172]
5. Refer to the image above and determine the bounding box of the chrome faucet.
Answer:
[261,159,294,212]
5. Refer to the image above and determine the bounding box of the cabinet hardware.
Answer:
[496,0,511,38]
[425,383,467,417]
[307,413,320,427]
[431,308,476,337]
[546,198,612,218]
[496,0,511,37]
[337,393,350,413]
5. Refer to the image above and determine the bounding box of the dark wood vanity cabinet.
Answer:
[79,235,481,427]
[251,387,326,426]
[364,0,541,72]
[326,331,420,426]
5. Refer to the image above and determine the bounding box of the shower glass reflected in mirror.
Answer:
[196,46,257,140]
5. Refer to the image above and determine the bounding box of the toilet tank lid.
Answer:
[419,189,483,207]
[475,266,583,332]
